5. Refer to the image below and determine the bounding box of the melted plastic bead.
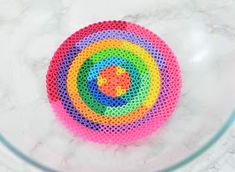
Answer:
[46,20,181,144]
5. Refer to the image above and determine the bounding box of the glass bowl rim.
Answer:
[0,110,234,172]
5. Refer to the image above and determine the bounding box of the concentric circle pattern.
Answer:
[46,20,181,144]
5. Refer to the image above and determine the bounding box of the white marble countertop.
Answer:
[0,0,235,171]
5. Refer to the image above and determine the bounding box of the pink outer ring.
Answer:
[46,20,181,144]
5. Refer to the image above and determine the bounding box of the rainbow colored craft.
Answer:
[46,20,181,144]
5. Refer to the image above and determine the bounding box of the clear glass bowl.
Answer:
[0,0,235,171]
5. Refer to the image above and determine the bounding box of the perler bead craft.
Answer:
[46,20,181,144]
